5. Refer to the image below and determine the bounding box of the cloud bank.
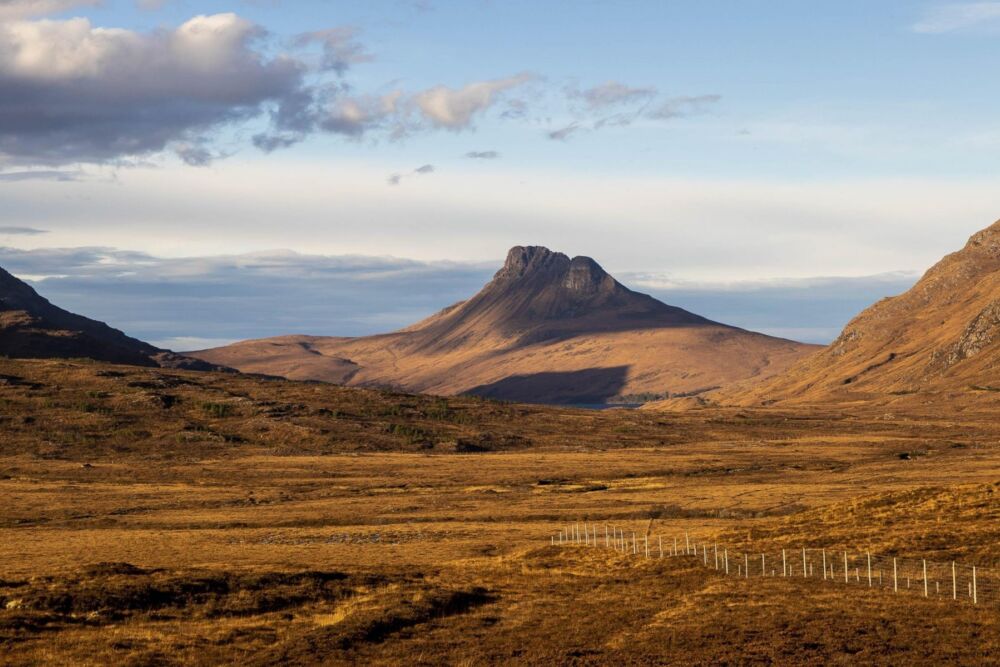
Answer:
[0,245,918,348]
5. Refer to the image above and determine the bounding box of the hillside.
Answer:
[0,265,224,371]
[715,219,1000,408]
[192,246,817,404]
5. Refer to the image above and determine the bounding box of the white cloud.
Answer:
[0,13,305,164]
[0,0,98,21]
[321,90,403,136]
[413,73,534,129]
[912,2,1000,33]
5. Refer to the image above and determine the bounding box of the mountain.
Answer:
[0,265,223,371]
[716,219,1000,407]
[191,246,816,404]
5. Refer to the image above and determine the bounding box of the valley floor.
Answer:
[2,411,999,664]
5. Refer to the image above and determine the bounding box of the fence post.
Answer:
[802,548,807,579]
[745,553,749,578]
[714,544,719,570]
[822,549,826,581]
[659,535,664,559]
[844,552,849,584]
[952,561,957,600]
[867,551,872,588]
[645,535,649,559]
[703,544,708,566]
[633,532,638,555]
[782,549,787,577]
[724,549,729,575]
[685,532,690,555]
[761,553,765,576]
[893,558,898,593]
[973,566,977,605]
[923,559,928,597]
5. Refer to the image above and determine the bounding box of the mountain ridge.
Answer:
[0,265,227,371]
[191,245,817,404]
[707,219,1000,408]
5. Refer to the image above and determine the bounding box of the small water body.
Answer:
[566,403,644,410]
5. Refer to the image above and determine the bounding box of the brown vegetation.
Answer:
[713,219,1000,410]
[1,356,999,663]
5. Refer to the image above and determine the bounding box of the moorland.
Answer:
[0,357,997,665]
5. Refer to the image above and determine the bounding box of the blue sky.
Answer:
[1,0,999,347]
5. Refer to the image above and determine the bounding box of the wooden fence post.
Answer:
[714,544,719,570]
[844,552,849,584]
[645,535,649,559]
[761,553,765,576]
[867,551,872,587]
[782,549,787,577]
[659,535,664,558]
[822,549,827,581]
[703,544,708,566]
[745,553,749,578]
[802,548,807,579]
[633,532,638,555]
[685,532,690,555]
[973,566,977,605]
[893,558,897,593]
[605,524,609,548]
[725,549,729,575]
[923,559,928,597]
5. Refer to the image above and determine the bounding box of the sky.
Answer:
[1,0,1000,348]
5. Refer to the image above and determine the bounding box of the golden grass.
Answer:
[1,358,999,663]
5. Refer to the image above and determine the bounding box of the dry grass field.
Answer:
[1,358,999,664]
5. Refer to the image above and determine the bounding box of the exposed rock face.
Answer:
[947,300,1000,367]
[0,265,228,371]
[719,219,1000,407]
[191,245,816,404]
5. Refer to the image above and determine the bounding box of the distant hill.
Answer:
[192,246,816,404]
[714,219,1000,408]
[0,265,224,371]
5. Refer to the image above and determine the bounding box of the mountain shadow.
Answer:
[464,366,630,404]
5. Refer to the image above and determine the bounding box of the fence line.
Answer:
[552,521,995,609]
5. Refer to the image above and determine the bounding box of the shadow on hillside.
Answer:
[465,366,630,405]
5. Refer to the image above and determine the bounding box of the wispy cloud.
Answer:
[0,170,78,182]
[912,2,1000,33]
[387,163,436,185]
[0,226,48,235]
[465,150,500,159]
[294,26,374,75]
[549,81,721,141]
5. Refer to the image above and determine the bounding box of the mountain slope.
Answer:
[191,246,816,404]
[717,219,1000,407]
[0,265,223,371]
